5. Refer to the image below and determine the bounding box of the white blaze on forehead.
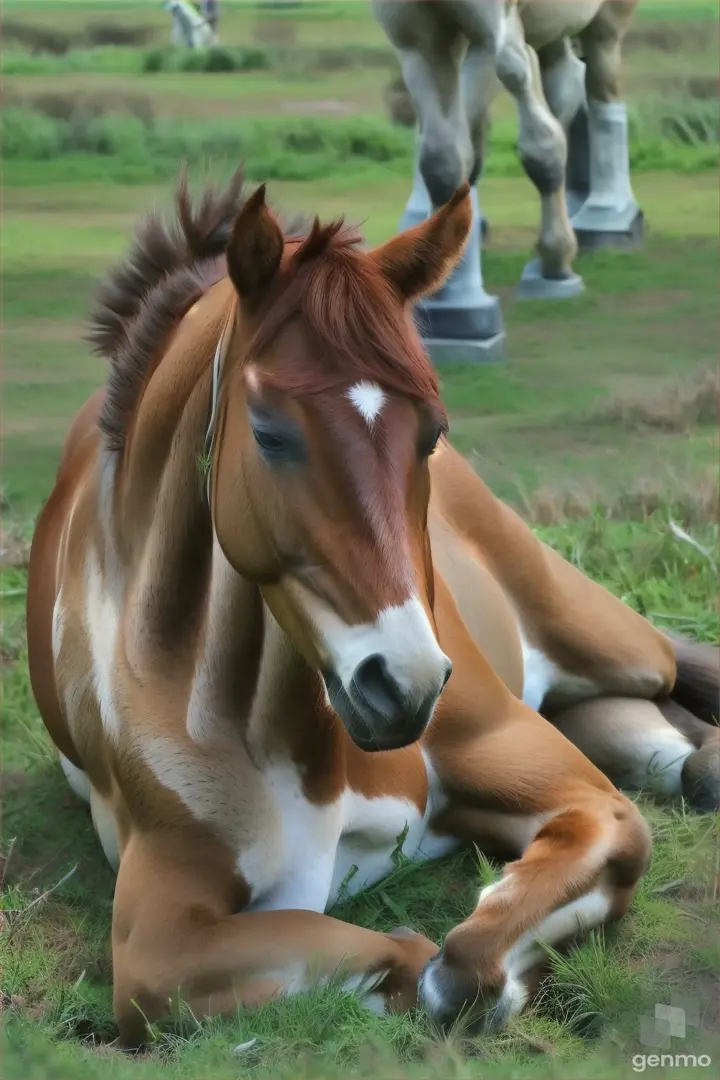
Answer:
[347,381,386,426]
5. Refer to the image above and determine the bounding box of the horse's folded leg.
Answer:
[111,839,439,1047]
[420,792,650,1030]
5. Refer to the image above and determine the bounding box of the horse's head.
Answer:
[209,183,471,752]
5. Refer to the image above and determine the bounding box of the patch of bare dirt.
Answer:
[4,318,86,345]
[0,529,31,570]
[516,469,719,528]
[0,991,26,1014]
[589,368,719,433]
[281,98,356,116]
[1,770,31,799]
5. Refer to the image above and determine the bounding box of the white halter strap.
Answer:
[202,311,235,506]
[204,313,234,458]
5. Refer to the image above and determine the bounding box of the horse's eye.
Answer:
[253,428,288,456]
[419,425,445,458]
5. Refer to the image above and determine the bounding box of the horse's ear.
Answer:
[226,184,284,311]
[369,183,472,302]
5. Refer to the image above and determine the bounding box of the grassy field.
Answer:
[1,1,719,1078]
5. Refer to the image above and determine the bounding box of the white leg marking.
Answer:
[631,733,693,795]
[521,636,598,712]
[571,100,639,228]
[336,969,390,1014]
[604,723,693,795]
[504,887,612,984]
[271,965,389,1014]
[554,699,694,795]
[347,381,386,427]
[520,633,665,713]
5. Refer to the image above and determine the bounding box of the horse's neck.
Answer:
[193,545,342,777]
[114,288,229,668]
[108,289,337,767]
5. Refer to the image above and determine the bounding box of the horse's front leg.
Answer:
[497,9,583,300]
[537,38,590,219]
[112,832,439,1046]
[421,708,651,1030]
[571,0,644,250]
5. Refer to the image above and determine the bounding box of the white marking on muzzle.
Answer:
[304,591,450,710]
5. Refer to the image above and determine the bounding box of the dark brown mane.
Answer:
[88,167,310,451]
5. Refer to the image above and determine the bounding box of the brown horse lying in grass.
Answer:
[26,171,719,1046]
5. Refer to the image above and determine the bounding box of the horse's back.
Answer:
[429,442,674,707]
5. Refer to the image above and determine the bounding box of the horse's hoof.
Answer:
[418,948,519,1033]
[682,742,720,812]
[516,257,585,301]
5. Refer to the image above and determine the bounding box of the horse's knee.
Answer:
[419,137,467,208]
[521,144,566,197]
[606,794,652,906]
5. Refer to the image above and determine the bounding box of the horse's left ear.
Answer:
[226,184,284,311]
[369,182,472,303]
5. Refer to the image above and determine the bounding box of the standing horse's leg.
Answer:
[396,41,505,363]
[112,834,438,1046]
[400,44,473,212]
[571,0,643,251]
[460,41,505,244]
[537,39,590,219]
[497,10,583,300]
[373,0,505,362]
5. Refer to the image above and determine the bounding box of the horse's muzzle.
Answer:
[323,654,452,752]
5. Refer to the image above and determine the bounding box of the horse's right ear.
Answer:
[226,184,284,312]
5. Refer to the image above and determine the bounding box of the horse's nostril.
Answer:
[351,653,406,722]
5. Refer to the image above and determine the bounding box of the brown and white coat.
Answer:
[27,174,719,1045]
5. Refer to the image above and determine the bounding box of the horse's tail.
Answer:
[667,633,719,726]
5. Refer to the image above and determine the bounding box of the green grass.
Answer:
[2,520,718,1078]
[2,103,716,189]
[3,170,718,512]
[1,2,719,1076]
[2,0,716,191]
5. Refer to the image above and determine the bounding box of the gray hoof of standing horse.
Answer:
[515,257,585,301]
[572,204,645,253]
